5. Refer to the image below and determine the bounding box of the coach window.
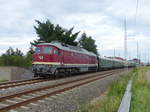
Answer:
[54,49,59,55]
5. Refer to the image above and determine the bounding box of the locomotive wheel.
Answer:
[54,69,59,78]
[34,73,38,77]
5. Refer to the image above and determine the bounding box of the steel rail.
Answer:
[0,69,122,90]
[0,69,122,101]
[0,79,49,89]
[0,78,40,86]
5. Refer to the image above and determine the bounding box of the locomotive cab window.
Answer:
[44,47,52,54]
[35,47,42,53]
[54,49,59,55]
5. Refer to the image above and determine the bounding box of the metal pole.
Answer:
[114,48,116,57]
[124,19,127,60]
[137,41,139,59]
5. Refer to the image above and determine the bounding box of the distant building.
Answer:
[130,58,141,64]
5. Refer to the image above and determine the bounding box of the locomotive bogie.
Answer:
[32,64,58,75]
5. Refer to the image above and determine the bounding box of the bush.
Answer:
[0,53,32,67]
[0,47,32,67]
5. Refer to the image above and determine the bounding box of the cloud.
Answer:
[0,0,150,62]
[0,35,36,54]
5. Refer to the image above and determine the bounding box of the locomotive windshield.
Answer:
[43,47,52,54]
[35,47,52,54]
[35,47,42,53]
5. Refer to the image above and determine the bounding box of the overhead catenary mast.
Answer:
[135,0,141,63]
[114,48,116,57]
[135,0,139,26]
[137,41,139,59]
[124,19,127,60]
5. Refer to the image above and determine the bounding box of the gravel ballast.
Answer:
[14,70,130,112]
[0,70,120,97]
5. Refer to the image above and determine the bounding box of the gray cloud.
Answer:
[0,0,150,62]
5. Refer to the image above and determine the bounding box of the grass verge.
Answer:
[130,67,150,112]
[78,70,135,112]
[0,79,8,83]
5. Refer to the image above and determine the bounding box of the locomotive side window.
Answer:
[54,49,59,55]
[35,47,42,53]
[44,47,52,54]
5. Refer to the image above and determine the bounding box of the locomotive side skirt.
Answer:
[32,61,98,75]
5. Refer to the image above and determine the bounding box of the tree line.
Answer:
[0,47,32,67]
[32,20,98,55]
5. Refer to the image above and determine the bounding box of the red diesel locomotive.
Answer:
[32,41,98,77]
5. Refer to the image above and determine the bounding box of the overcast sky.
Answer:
[0,0,150,62]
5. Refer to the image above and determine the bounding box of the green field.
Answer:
[130,67,150,112]
[0,80,8,83]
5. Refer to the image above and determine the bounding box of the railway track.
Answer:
[0,69,121,90]
[0,69,125,112]
[0,78,49,90]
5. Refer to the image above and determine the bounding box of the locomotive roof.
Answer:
[38,41,97,57]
